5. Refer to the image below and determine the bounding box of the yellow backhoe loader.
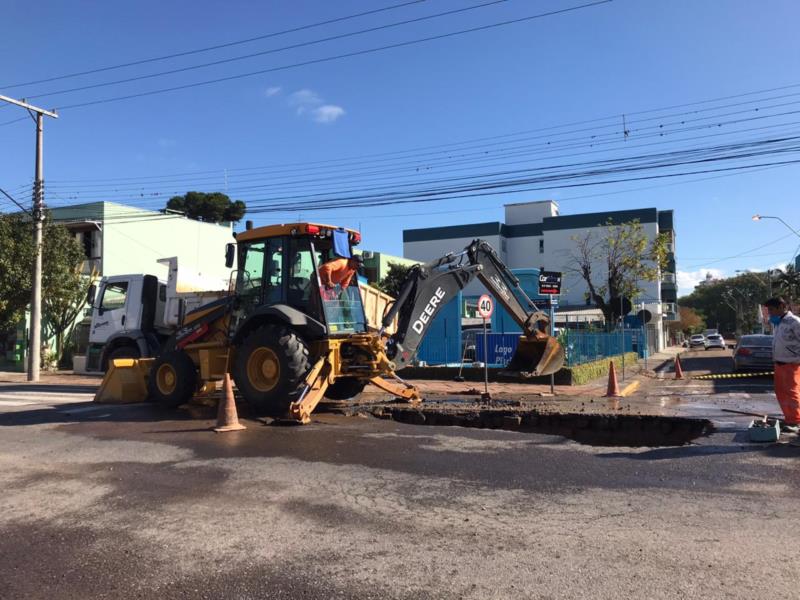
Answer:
[96,222,564,423]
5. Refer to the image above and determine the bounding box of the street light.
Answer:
[752,214,800,240]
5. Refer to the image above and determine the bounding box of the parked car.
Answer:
[688,334,705,348]
[704,333,726,350]
[733,335,773,371]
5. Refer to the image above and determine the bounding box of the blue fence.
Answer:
[470,329,643,368]
[474,333,520,367]
[561,330,636,366]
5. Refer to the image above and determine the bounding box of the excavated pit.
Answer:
[355,404,714,447]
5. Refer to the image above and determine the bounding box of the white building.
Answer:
[403,200,677,350]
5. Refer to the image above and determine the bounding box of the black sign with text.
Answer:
[538,271,562,296]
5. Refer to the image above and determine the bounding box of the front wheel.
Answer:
[233,326,310,416]
[147,350,197,409]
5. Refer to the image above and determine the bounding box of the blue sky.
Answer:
[2,0,800,295]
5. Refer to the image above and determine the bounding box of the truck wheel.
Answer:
[147,350,197,409]
[104,345,140,371]
[233,326,310,415]
[324,377,366,401]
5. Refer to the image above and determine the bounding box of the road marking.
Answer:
[620,380,640,397]
[0,399,38,406]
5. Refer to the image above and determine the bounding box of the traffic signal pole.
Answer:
[0,94,58,382]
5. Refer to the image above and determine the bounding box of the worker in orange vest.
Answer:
[764,297,800,433]
[318,254,363,292]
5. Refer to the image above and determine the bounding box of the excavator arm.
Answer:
[381,239,565,376]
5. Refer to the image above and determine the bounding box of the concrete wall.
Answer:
[100,203,233,288]
[50,201,234,286]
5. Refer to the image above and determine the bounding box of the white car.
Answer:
[704,333,726,350]
[688,334,705,348]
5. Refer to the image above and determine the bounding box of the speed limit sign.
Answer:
[477,294,494,319]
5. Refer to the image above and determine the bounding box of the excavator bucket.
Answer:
[504,336,565,378]
[94,358,154,404]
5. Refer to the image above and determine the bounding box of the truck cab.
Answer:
[87,274,166,371]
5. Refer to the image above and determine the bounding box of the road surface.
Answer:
[1,351,798,599]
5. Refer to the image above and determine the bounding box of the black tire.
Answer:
[104,344,140,371]
[233,326,310,415]
[147,350,197,409]
[324,377,366,401]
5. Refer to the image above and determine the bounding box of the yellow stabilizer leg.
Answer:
[94,358,155,404]
[288,355,333,424]
[369,375,422,405]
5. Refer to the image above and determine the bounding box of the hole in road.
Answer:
[360,405,714,447]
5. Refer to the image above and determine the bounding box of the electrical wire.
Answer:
[22,0,511,102]
[51,1,612,111]
[0,0,428,90]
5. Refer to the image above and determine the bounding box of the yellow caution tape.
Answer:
[691,371,774,380]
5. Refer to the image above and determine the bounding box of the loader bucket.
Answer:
[504,336,565,378]
[93,358,155,404]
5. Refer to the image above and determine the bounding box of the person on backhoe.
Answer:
[318,254,363,291]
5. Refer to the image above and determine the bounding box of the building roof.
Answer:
[404,207,670,243]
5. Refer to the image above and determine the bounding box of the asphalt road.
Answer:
[1,353,798,600]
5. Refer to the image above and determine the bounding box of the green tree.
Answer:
[0,213,88,363]
[0,213,36,331]
[376,262,416,298]
[41,223,94,364]
[566,219,670,326]
[166,191,246,223]
[679,272,768,336]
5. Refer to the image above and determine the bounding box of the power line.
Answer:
[39,87,800,185]
[45,104,800,201]
[52,1,613,111]
[23,0,511,102]
[0,0,428,90]
[47,123,800,207]
[0,186,32,214]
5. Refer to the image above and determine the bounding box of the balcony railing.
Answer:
[661,272,676,284]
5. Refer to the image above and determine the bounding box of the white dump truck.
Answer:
[85,257,229,372]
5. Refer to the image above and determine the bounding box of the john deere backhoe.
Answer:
[97,222,564,423]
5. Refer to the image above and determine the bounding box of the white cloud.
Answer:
[285,89,345,123]
[312,104,345,123]
[677,268,725,295]
[288,89,322,115]
[264,86,282,97]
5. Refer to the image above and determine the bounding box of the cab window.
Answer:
[100,282,128,312]
[238,241,265,300]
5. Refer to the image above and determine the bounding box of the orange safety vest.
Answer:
[318,258,356,289]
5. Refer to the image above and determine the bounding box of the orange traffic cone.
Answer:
[604,361,621,397]
[674,355,684,380]
[214,373,246,433]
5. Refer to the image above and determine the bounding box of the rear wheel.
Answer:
[324,377,366,401]
[233,326,310,415]
[147,350,197,409]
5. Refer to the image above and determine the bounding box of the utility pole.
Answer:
[0,94,58,382]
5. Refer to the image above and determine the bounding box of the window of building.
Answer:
[100,282,128,312]
[81,231,93,259]
[538,239,544,254]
